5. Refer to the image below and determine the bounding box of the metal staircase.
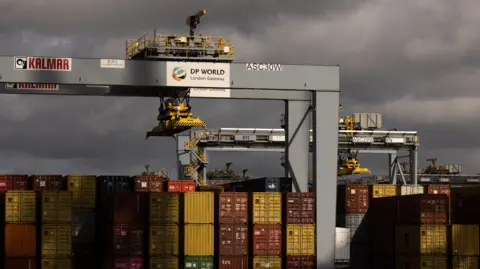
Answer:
[184,133,208,185]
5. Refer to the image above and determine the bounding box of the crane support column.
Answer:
[389,152,397,180]
[284,100,311,192]
[312,91,339,269]
[410,146,418,184]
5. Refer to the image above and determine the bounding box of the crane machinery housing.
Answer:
[127,9,234,138]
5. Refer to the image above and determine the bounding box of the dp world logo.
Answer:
[172,66,187,81]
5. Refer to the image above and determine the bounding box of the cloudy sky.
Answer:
[0,0,478,179]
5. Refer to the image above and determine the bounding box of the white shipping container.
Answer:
[335,227,350,264]
[353,113,382,130]
[444,164,462,174]
[400,185,424,196]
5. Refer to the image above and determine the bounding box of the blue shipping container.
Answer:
[224,177,292,192]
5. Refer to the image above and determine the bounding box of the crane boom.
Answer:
[186,9,207,36]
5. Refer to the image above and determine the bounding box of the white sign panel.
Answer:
[5,83,59,90]
[14,57,71,71]
[246,63,283,71]
[352,136,374,143]
[189,88,230,98]
[166,62,230,88]
[100,59,125,69]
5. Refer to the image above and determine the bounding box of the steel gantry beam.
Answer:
[0,55,339,268]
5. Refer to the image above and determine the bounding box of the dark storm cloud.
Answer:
[0,0,479,176]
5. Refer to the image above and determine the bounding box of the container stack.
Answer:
[149,191,180,269]
[40,191,73,269]
[4,190,37,269]
[336,184,370,268]
[184,191,215,269]
[251,192,282,268]
[398,185,424,196]
[218,192,248,269]
[100,186,147,269]
[284,192,315,269]
[450,224,479,269]
[67,175,97,269]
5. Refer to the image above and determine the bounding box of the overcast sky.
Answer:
[0,0,478,179]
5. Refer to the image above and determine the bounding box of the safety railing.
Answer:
[125,32,235,60]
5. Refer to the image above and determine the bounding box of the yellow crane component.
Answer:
[337,152,371,176]
[424,158,450,174]
[187,10,207,36]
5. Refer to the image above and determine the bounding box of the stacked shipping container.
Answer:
[251,192,282,268]
[450,224,479,269]
[184,192,215,269]
[284,193,315,269]
[218,192,248,269]
[5,190,37,269]
[41,191,73,269]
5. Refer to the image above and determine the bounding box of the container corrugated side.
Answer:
[42,191,72,223]
[150,193,179,224]
[219,223,248,255]
[371,184,397,198]
[285,256,316,269]
[252,256,281,269]
[184,224,214,256]
[31,175,65,191]
[395,255,447,269]
[67,175,96,208]
[453,256,479,269]
[41,258,72,269]
[107,224,145,256]
[41,224,73,256]
[451,224,479,255]
[150,225,179,256]
[395,225,447,254]
[5,223,36,257]
[112,257,143,269]
[425,184,450,196]
[336,184,369,214]
[219,256,248,269]
[335,227,350,263]
[5,258,37,269]
[184,192,214,224]
[284,192,315,224]
[150,257,179,269]
[72,209,96,243]
[184,256,214,269]
[252,224,282,256]
[252,192,282,224]
[286,224,315,256]
[400,185,424,196]
[219,192,248,224]
[5,190,36,223]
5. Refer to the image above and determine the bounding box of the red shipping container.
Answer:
[166,180,195,192]
[285,192,315,224]
[285,256,316,269]
[104,224,145,256]
[337,184,369,214]
[219,224,248,255]
[105,193,147,224]
[31,175,65,191]
[104,257,143,269]
[5,223,36,257]
[134,176,165,192]
[5,258,36,269]
[0,176,12,191]
[219,192,248,224]
[219,256,248,269]
[0,175,29,191]
[252,224,282,256]
[425,184,450,196]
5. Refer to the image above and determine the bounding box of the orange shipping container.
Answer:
[5,223,36,257]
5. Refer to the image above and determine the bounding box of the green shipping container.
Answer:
[184,256,214,269]
[5,191,36,223]
[150,193,179,224]
[42,191,73,223]
[41,224,72,256]
[67,175,96,208]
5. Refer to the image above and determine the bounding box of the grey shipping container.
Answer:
[336,213,369,243]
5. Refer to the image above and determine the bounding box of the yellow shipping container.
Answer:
[451,224,479,255]
[149,193,179,224]
[5,190,36,223]
[453,256,479,269]
[42,258,72,269]
[67,175,96,208]
[150,225,179,256]
[395,255,447,269]
[395,225,447,254]
[286,224,315,256]
[42,191,72,223]
[371,184,397,198]
[252,192,282,224]
[399,185,424,196]
[41,224,72,256]
[253,256,282,269]
[184,224,214,256]
[150,257,179,269]
[184,192,214,224]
